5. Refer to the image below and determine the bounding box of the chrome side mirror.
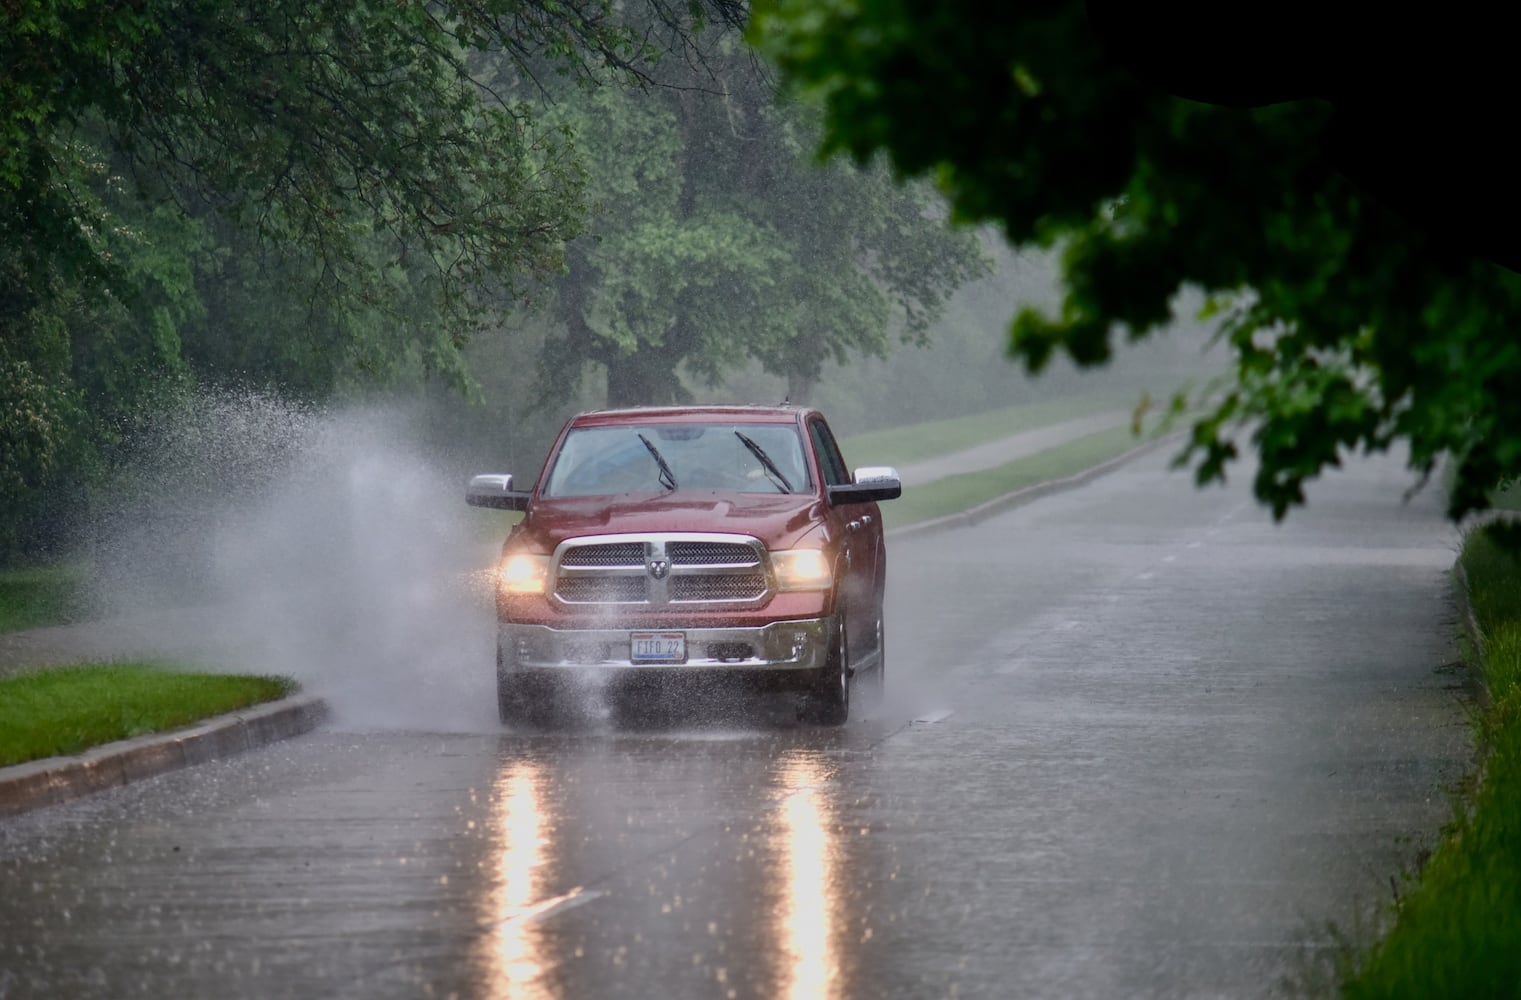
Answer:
[853,466,901,485]
[466,473,532,511]
[826,466,902,505]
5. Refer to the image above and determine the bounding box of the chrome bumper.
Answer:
[499,619,829,672]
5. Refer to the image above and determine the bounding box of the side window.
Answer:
[808,419,850,487]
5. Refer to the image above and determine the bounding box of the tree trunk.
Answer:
[787,370,817,406]
[606,349,692,408]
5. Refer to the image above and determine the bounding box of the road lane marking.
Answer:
[912,709,955,724]
[498,887,607,928]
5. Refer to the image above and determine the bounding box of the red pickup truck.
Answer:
[465,403,902,726]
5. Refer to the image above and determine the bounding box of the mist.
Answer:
[72,379,994,735]
[58,234,1229,738]
[84,387,503,732]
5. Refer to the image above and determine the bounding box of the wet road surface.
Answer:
[0,445,1474,999]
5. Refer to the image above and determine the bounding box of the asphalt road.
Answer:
[0,444,1474,999]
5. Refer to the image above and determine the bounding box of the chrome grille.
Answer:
[560,542,644,567]
[671,574,767,601]
[552,533,771,607]
[667,541,758,566]
[556,577,647,603]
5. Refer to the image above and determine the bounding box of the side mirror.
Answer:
[826,466,902,505]
[466,473,533,511]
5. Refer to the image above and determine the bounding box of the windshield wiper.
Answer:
[638,433,678,490]
[734,431,793,493]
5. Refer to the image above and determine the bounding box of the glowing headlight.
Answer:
[771,549,833,591]
[499,553,550,595]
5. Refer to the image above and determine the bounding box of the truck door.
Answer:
[807,417,877,657]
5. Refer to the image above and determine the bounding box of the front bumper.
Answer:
[499,618,830,673]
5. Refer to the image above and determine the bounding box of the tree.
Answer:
[519,26,990,409]
[747,0,1521,523]
[0,0,744,555]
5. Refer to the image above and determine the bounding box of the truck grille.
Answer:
[670,574,768,601]
[668,541,757,565]
[556,577,647,603]
[551,533,770,607]
[560,542,645,568]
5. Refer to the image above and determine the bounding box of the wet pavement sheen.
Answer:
[0,446,1475,999]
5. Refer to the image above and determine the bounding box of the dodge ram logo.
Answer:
[647,558,670,580]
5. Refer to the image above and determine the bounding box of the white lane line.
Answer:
[498,887,607,928]
[1187,541,1203,549]
[913,708,955,724]
[1162,555,1177,563]
[1136,571,1156,581]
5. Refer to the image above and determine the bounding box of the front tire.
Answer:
[857,600,886,707]
[497,670,533,727]
[800,610,850,726]
[497,646,544,727]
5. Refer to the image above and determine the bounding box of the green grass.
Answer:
[881,424,1160,530]
[1338,522,1521,998]
[837,395,1132,469]
[0,661,297,767]
[0,563,87,633]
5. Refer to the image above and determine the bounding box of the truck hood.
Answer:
[511,491,828,552]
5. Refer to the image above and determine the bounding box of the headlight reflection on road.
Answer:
[776,752,843,1000]
[483,759,558,1000]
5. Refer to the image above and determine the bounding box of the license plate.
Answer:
[631,631,686,664]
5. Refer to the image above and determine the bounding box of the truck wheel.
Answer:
[497,646,541,727]
[858,601,886,707]
[800,611,850,726]
[497,672,533,727]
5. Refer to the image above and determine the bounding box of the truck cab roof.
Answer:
[567,404,814,428]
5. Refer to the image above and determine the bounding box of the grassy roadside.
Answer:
[836,394,1132,469]
[881,424,1166,531]
[1337,521,1521,997]
[0,661,297,768]
[0,563,87,633]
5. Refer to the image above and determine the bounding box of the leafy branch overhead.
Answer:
[748,0,1521,523]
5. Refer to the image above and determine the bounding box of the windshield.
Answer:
[541,423,813,498]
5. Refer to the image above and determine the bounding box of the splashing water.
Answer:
[86,386,504,732]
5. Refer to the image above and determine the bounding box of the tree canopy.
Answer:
[1,0,992,556]
[748,0,1521,524]
[519,34,989,409]
[0,0,734,552]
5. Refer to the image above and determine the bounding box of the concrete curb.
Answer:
[886,429,1187,540]
[0,693,329,820]
[1454,560,1485,664]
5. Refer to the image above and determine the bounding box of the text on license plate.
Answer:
[631,632,686,663]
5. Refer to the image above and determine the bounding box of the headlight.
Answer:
[771,548,833,591]
[499,553,550,595]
